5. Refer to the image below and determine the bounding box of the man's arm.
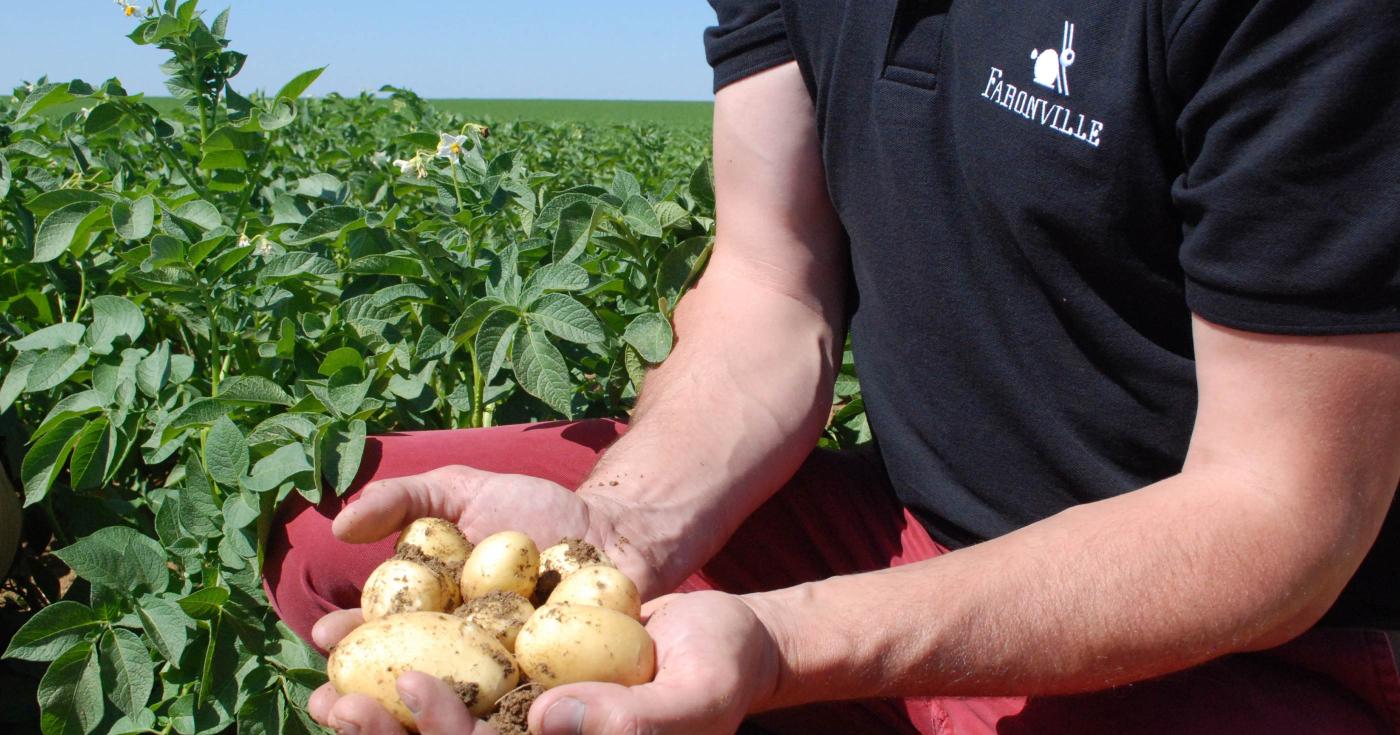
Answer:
[578,61,847,594]
[746,319,1400,704]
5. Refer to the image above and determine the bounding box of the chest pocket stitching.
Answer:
[881,0,953,92]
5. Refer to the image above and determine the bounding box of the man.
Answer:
[271,1,1400,733]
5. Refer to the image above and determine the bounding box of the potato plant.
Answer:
[0,1,867,732]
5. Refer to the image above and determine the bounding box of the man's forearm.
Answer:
[744,467,1389,708]
[577,258,842,592]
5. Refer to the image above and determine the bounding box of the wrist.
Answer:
[738,587,808,713]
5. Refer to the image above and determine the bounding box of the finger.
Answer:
[531,680,737,735]
[308,683,340,726]
[396,671,498,735]
[333,467,482,542]
[312,608,366,651]
[330,693,410,735]
[640,593,683,620]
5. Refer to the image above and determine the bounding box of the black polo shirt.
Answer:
[705,1,1400,628]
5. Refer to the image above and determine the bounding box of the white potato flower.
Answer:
[370,151,390,168]
[436,133,468,164]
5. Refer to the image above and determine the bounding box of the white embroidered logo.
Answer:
[978,19,1104,149]
[1030,21,1076,95]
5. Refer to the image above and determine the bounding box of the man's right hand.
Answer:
[329,464,666,599]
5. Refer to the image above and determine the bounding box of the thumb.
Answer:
[530,681,737,735]
[332,466,485,542]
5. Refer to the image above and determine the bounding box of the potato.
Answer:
[396,517,474,577]
[328,611,519,729]
[361,557,461,621]
[515,604,656,689]
[454,590,535,652]
[546,565,641,620]
[535,537,614,602]
[461,531,539,601]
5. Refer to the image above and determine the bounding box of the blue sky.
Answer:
[2,2,719,100]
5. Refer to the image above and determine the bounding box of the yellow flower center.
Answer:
[124,5,136,15]
[450,143,462,155]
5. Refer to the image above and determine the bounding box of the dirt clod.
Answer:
[487,683,543,735]
[441,676,480,710]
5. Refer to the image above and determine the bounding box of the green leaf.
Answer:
[137,341,171,398]
[26,344,92,393]
[0,154,10,200]
[86,295,145,352]
[245,443,313,494]
[178,456,222,537]
[197,146,247,171]
[172,200,222,231]
[624,344,648,393]
[217,375,293,405]
[68,417,114,492]
[529,293,605,344]
[475,309,520,386]
[33,201,103,263]
[521,262,590,306]
[624,313,675,363]
[21,416,86,506]
[319,419,366,495]
[16,82,77,120]
[0,351,39,413]
[110,196,154,240]
[276,67,327,101]
[25,190,107,220]
[205,416,249,486]
[11,322,86,352]
[622,195,663,238]
[257,97,297,131]
[512,325,575,417]
[176,587,229,620]
[257,252,340,283]
[552,202,597,262]
[99,628,154,719]
[37,641,104,735]
[284,205,362,245]
[3,601,100,662]
[689,159,716,210]
[136,596,193,662]
[54,526,169,594]
[317,347,363,378]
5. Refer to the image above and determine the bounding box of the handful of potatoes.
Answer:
[328,520,655,732]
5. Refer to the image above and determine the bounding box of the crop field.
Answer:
[0,2,863,732]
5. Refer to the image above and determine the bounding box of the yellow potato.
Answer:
[396,517,474,576]
[515,604,656,689]
[461,531,540,601]
[328,611,519,729]
[546,565,641,620]
[535,537,614,601]
[361,557,461,621]
[454,590,535,652]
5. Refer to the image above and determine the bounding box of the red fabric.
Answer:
[264,420,1400,734]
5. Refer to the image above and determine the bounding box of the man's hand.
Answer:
[330,464,665,598]
[306,592,781,735]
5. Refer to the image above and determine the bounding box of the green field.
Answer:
[432,99,713,127]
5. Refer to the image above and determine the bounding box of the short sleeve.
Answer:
[704,1,794,92]
[1168,0,1400,334]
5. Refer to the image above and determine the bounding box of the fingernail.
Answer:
[335,723,360,735]
[543,698,585,735]
[400,689,422,714]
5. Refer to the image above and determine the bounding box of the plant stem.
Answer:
[208,300,221,394]
[129,105,209,201]
[470,348,484,429]
[73,262,87,320]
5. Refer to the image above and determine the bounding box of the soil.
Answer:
[441,676,480,711]
[395,544,463,581]
[487,683,544,735]
[460,589,529,621]
[534,537,608,602]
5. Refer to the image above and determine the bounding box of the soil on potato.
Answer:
[441,676,481,711]
[487,683,544,735]
[534,537,607,602]
[395,544,463,581]
[459,589,528,619]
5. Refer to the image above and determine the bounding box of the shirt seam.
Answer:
[1164,0,1211,56]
